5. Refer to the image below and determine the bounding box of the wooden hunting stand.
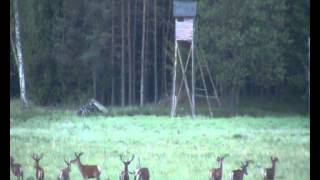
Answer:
[171,1,220,118]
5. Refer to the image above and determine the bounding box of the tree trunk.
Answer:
[154,0,158,104]
[132,0,138,105]
[121,0,125,106]
[128,0,132,105]
[162,25,167,96]
[92,64,97,99]
[111,0,115,106]
[308,37,310,106]
[140,0,147,106]
[12,0,28,109]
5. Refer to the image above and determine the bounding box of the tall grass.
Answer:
[10,100,309,180]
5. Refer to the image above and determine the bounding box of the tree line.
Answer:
[10,0,309,112]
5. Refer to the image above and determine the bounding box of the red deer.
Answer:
[231,160,253,180]
[134,157,150,180]
[32,153,44,180]
[264,156,279,180]
[71,152,101,180]
[10,156,23,180]
[119,154,135,180]
[58,158,72,180]
[209,154,228,180]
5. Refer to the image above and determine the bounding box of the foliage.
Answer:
[10,0,309,113]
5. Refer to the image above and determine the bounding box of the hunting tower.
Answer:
[171,0,221,118]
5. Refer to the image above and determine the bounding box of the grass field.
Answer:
[10,101,310,180]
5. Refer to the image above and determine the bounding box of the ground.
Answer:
[10,101,310,180]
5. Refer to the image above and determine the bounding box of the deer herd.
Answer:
[10,153,279,180]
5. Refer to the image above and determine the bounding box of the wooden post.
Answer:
[191,38,196,118]
[171,38,178,117]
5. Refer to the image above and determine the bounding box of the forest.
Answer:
[10,0,310,115]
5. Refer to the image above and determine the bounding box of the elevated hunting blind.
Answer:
[171,1,221,118]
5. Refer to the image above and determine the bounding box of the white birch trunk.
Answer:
[140,0,147,106]
[13,0,28,109]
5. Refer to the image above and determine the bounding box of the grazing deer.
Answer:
[134,157,150,180]
[58,159,72,180]
[231,160,252,180]
[119,154,135,180]
[32,153,44,180]
[264,156,279,180]
[10,156,23,180]
[71,152,101,180]
[209,154,228,180]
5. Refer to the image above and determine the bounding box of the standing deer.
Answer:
[134,157,150,180]
[264,156,279,180]
[71,152,101,180]
[119,154,135,180]
[58,158,72,180]
[10,156,23,180]
[32,153,44,180]
[231,160,252,180]
[209,154,228,180]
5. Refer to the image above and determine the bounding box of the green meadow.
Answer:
[10,101,310,180]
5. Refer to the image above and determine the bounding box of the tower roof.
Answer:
[173,1,197,18]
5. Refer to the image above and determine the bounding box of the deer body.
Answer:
[209,155,227,180]
[58,159,72,180]
[119,154,134,180]
[231,160,251,180]
[231,169,245,180]
[72,152,101,180]
[134,167,149,180]
[10,156,23,180]
[264,157,279,180]
[32,154,44,180]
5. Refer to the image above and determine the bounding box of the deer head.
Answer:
[240,160,253,175]
[270,156,279,165]
[31,153,44,180]
[120,154,135,180]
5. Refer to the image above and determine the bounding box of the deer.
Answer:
[71,152,101,180]
[264,156,279,180]
[231,160,253,180]
[10,156,23,180]
[32,153,45,180]
[209,154,228,180]
[134,157,150,180]
[58,158,72,180]
[119,154,135,180]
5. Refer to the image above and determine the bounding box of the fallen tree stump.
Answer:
[76,99,108,116]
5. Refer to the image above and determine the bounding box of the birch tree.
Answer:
[10,0,29,109]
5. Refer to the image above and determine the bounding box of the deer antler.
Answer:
[32,153,38,160]
[129,155,135,163]
[120,154,124,163]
